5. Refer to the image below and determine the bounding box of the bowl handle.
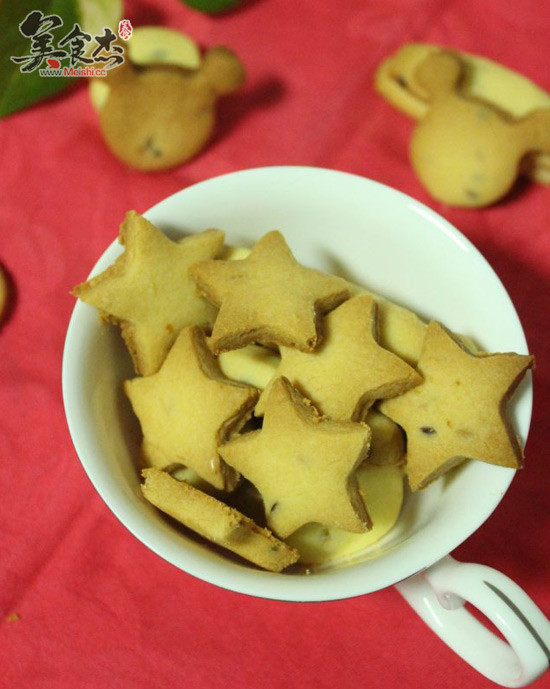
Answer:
[396,555,550,686]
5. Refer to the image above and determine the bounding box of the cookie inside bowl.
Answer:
[63,167,532,601]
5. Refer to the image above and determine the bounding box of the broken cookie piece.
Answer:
[141,468,299,572]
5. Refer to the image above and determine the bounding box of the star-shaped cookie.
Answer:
[73,211,225,375]
[379,321,534,491]
[189,230,350,353]
[219,376,372,538]
[255,295,422,420]
[124,326,259,490]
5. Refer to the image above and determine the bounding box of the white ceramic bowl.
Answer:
[62,166,532,602]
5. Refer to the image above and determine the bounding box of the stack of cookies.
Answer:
[73,212,533,572]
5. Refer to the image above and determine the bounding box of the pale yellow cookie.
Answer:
[72,211,224,375]
[124,326,259,491]
[379,321,534,491]
[190,231,350,354]
[219,377,372,538]
[375,42,550,186]
[409,52,550,207]
[255,295,421,420]
[217,344,281,390]
[97,46,245,171]
[141,468,299,572]
[376,46,550,206]
[80,1,123,54]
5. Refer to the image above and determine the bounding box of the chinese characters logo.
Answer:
[10,11,133,77]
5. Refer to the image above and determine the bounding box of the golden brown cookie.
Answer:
[219,376,372,538]
[72,211,224,375]
[124,326,259,491]
[190,230,350,354]
[375,42,550,186]
[379,321,534,491]
[221,245,429,365]
[141,468,299,572]
[255,295,421,420]
[97,46,246,171]
[408,51,550,207]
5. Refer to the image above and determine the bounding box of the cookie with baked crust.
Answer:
[219,376,372,538]
[141,468,299,572]
[125,326,259,491]
[72,211,224,375]
[255,295,421,420]
[189,230,350,354]
[379,321,534,491]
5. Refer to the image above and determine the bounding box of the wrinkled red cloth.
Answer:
[1,1,549,687]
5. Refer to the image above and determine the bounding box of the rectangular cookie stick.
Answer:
[141,468,299,572]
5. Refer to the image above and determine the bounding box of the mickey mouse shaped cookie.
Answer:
[405,51,550,207]
[95,44,245,171]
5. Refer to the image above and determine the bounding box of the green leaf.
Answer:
[179,0,244,15]
[0,0,81,118]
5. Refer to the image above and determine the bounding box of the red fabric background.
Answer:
[1,0,549,687]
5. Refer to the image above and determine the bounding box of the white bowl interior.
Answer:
[62,167,532,601]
